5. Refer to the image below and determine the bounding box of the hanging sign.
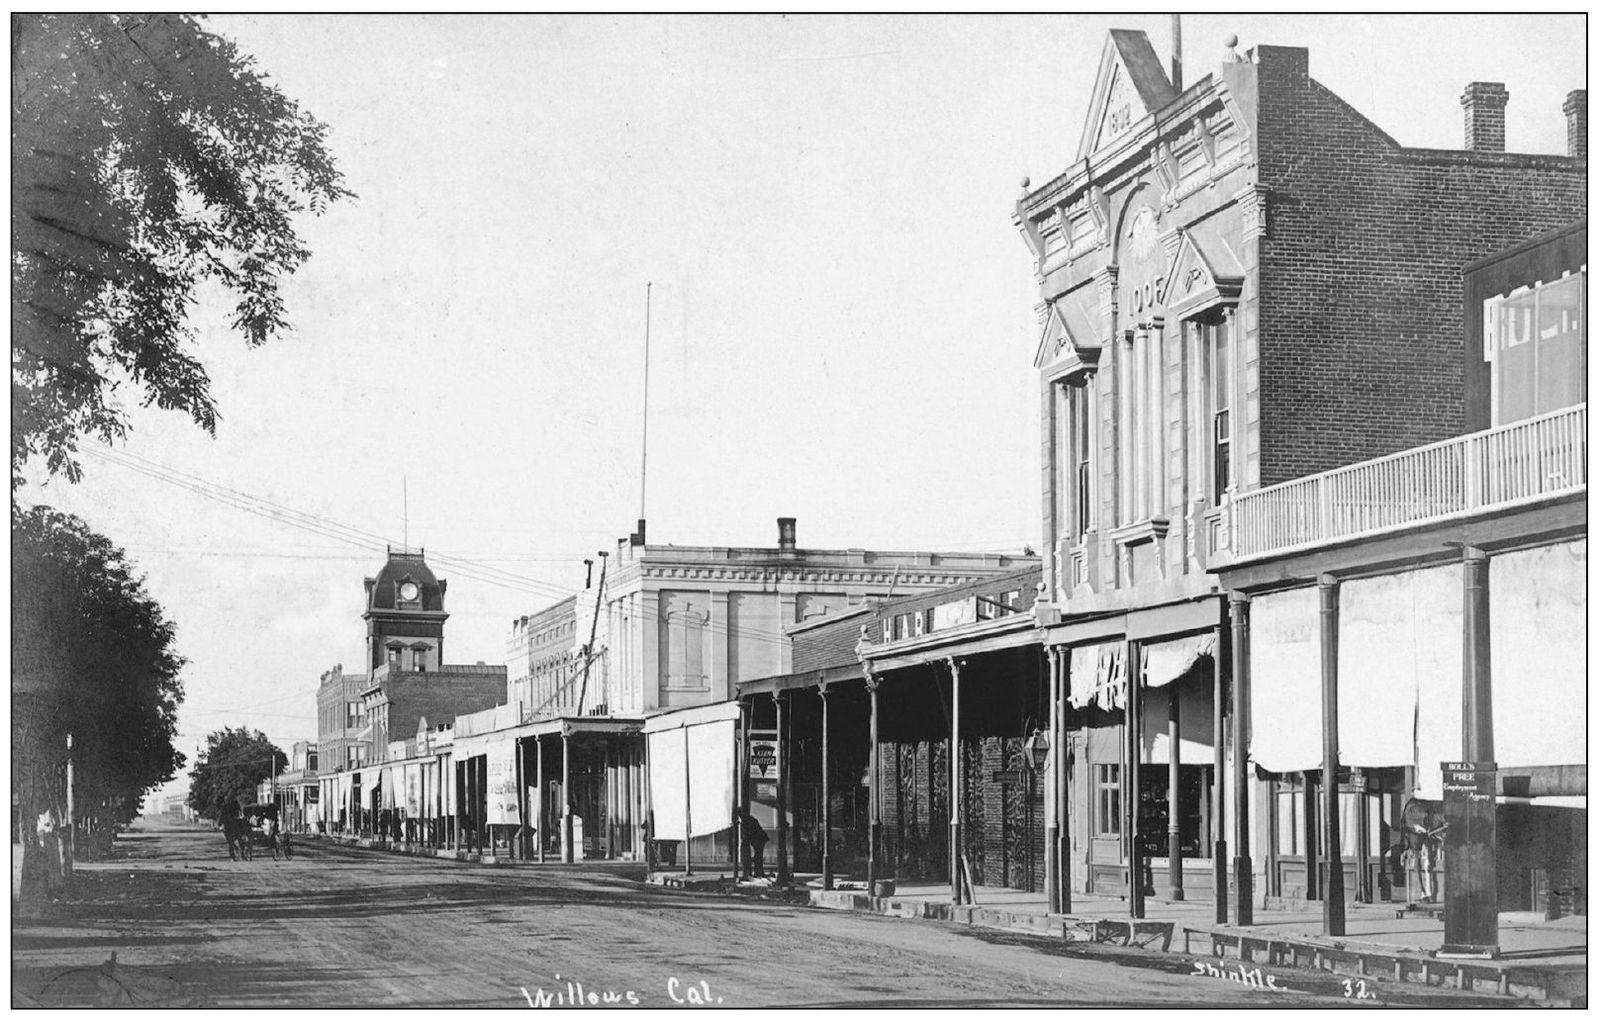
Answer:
[748,730,780,784]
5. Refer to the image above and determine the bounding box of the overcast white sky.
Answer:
[14,14,1584,796]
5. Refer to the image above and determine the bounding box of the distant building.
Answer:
[459,516,1030,864]
[316,548,505,844]
[316,664,369,772]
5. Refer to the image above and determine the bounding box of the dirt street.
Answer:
[12,817,1495,1008]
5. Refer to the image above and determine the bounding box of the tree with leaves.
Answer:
[12,506,187,903]
[11,13,352,485]
[187,727,287,823]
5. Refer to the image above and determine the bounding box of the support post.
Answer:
[736,698,751,879]
[1444,546,1499,956]
[948,657,963,906]
[642,731,654,875]
[65,732,76,874]
[536,736,546,864]
[562,732,573,864]
[865,665,881,895]
[1125,640,1144,919]
[775,691,790,883]
[1044,647,1061,913]
[682,725,692,876]
[1319,574,1346,937]
[1058,647,1073,914]
[1168,684,1184,901]
[515,737,525,860]
[819,681,833,890]
[1230,591,1253,925]
[1214,605,1229,922]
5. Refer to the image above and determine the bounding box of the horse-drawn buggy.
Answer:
[222,803,291,861]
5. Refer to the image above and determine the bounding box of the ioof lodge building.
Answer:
[287,28,1583,949]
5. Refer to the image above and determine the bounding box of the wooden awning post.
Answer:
[1319,574,1346,936]
[1125,639,1144,920]
[536,736,546,864]
[819,680,833,891]
[1058,646,1073,915]
[562,731,574,864]
[1168,683,1184,900]
[947,656,964,907]
[865,664,881,895]
[775,690,790,884]
[1230,592,1253,925]
[1044,646,1061,914]
[1214,607,1230,924]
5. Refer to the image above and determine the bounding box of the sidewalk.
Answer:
[809,880,1586,1004]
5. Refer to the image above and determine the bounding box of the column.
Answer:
[1445,545,1498,955]
[515,737,525,860]
[1044,647,1061,913]
[710,592,730,700]
[819,681,833,891]
[1057,646,1072,914]
[536,736,546,863]
[775,690,790,883]
[1355,774,1371,903]
[681,725,693,876]
[642,731,654,874]
[1462,547,1494,759]
[865,666,882,895]
[948,657,963,907]
[561,732,573,864]
[602,740,613,859]
[1213,609,1229,923]
[736,698,751,879]
[1319,574,1346,936]
[1124,639,1144,920]
[1167,684,1183,900]
[1230,592,1253,925]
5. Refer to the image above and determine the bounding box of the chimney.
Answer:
[1461,82,1509,152]
[1170,14,1183,91]
[1563,89,1586,157]
[629,518,646,547]
[777,517,797,554]
[583,558,594,589]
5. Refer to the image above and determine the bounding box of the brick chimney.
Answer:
[1461,81,1509,152]
[1563,89,1586,157]
[777,517,797,554]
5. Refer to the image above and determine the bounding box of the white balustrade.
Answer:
[1229,404,1585,560]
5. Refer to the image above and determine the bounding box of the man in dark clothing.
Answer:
[740,812,769,878]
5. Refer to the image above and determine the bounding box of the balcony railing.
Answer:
[1229,403,1586,561]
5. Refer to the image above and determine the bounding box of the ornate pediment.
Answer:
[1034,290,1103,372]
[1076,30,1178,161]
[1164,230,1244,319]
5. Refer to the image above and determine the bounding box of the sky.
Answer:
[13,14,1585,800]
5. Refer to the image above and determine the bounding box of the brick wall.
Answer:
[386,668,507,746]
[1253,46,1587,486]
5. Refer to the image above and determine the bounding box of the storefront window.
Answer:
[1094,763,1120,836]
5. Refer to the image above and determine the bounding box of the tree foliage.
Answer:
[187,727,287,821]
[11,14,353,484]
[12,506,187,832]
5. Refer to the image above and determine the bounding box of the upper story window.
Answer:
[410,646,428,672]
[306,750,318,773]
[387,644,403,669]
[1115,329,1165,525]
[1193,309,1235,504]
[346,701,361,728]
[1485,270,1586,424]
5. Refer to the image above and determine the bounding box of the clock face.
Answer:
[399,581,419,602]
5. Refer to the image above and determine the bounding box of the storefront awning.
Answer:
[1143,632,1215,688]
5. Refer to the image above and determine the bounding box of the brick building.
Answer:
[1014,30,1584,916]
[1212,220,1586,945]
[315,664,369,772]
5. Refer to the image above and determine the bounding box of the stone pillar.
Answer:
[1230,592,1253,925]
[1319,574,1346,937]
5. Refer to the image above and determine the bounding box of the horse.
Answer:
[221,813,252,861]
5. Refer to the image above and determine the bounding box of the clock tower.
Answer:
[362,548,449,678]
